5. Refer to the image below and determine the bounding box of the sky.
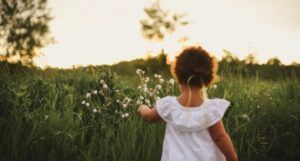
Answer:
[34,0,300,68]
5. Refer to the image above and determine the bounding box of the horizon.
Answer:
[32,0,300,68]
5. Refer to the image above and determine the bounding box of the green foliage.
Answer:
[0,0,53,65]
[140,1,189,41]
[0,61,300,161]
[111,51,170,77]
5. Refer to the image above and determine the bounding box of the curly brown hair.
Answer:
[171,46,219,88]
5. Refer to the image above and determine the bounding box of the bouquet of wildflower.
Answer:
[80,69,177,125]
[80,72,134,127]
[135,69,176,107]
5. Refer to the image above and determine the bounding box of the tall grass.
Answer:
[0,63,299,161]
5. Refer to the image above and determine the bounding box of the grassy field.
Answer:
[0,62,300,161]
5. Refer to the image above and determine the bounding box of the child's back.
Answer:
[156,96,229,161]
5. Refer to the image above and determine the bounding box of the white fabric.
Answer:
[156,96,230,161]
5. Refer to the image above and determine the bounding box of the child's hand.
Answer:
[137,105,161,123]
[137,105,150,118]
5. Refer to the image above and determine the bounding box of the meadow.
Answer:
[0,61,300,161]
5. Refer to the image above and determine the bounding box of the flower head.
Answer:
[103,84,108,89]
[155,84,162,89]
[93,90,98,94]
[213,84,217,89]
[144,77,150,83]
[100,80,105,85]
[93,108,97,113]
[154,74,162,79]
[169,78,175,85]
[124,113,129,117]
[145,99,150,105]
[85,93,91,98]
[159,78,164,83]
[241,114,250,121]
[121,113,125,118]
[136,69,145,75]
[136,100,142,104]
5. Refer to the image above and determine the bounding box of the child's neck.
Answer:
[178,86,204,107]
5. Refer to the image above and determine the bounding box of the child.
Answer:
[137,46,238,161]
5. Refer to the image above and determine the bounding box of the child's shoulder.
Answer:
[207,98,231,109]
[156,96,230,109]
[155,96,231,131]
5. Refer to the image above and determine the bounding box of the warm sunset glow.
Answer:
[35,0,300,68]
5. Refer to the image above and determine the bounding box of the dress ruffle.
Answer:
[156,96,230,131]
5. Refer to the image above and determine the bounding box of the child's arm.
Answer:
[209,121,238,161]
[137,105,162,123]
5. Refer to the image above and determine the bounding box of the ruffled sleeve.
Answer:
[205,98,230,127]
[155,96,174,122]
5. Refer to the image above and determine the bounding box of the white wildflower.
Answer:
[93,108,97,113]
[121,113,125,118]
[144,77,150,83]
[115,90,120,93]
[139,96,144,100]
[156,84,162,89]
[154,74,161,79]
[169,78,175,85]
[93,90,98,94]
[45,115,49,120]
[100,79,105,84]
[155,96,160,100]
[213,84,217,89]
[81,100,86,105]
[99,91,104,96]
[143,87,148,92]
[241,114,250,121]
[136,69,145,75]
[159,78,164,83]
[85,102,90,107]
[145,99,150,105]
[138,85,141,89]
[103,84,108,89]
[124,97,131,103]
[85,93,91,98]
[136,69,141,74]
[136,100,142,104]
[122,104,127,108]
[149,92,153,96]
[124,113,129,117]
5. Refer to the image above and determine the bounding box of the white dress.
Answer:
[155,96,230,161]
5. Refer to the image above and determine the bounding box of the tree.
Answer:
[0,0,53,66]
[140,1,189,41]
[267,57,282,66]
[221,50,240,63]
[244,54,258,65]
